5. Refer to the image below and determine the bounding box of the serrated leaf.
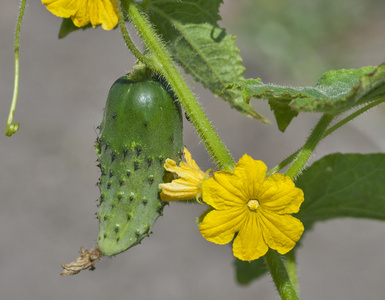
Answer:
[228,64,385,130]
[146,0,268,122]
[295,153,385,230]
[234,257,267,285]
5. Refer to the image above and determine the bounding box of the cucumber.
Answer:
[96,74,183,256]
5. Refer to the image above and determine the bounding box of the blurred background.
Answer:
[1,0,385,299]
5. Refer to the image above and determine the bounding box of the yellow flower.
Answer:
[159,148,210,201]
[42,0,118,30]
[199,154,304,261]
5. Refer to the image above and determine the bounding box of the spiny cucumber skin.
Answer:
[96,75,183,256]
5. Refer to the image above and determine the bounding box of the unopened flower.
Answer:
[159,148,210,202]
[199,154,304,261]
[42,0,118,30]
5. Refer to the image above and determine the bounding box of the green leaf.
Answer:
[268,99,299,132]
[145,0,268,122]
[234,257,267,285]
[58,18,94,39]
[228,64,385,131]
[295,153,385,230]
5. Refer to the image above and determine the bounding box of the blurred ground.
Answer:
[1,1,385,299]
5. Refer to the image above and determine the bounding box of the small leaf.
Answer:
[295,153,385,230]
[59,18,94,39]
[268,99,299,132]
[146,0,268,122]
[234,257,267,285]
[228,64,385,130]
[59,18,79,39]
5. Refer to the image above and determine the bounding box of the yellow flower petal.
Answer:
[259,209,304,254]
[232,212,269,261]
[159,148,209,201]
[183,147,202,172]
[71,0,90,28]
[234,154,267,198]
[202,173,247,210]
[199,154,305,261]
[42,0,79,18]
[260,173,304,214]
[199,208,246,245]
[90,0,118,30]
[42,0,118,30]
[160,178,201,201]
[164,149,207,185]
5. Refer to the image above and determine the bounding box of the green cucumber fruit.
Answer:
[95,74,183,256]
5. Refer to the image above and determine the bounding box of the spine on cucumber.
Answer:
[95,73,183,256]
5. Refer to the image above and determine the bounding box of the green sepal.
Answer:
[234,257,267,285]
[58,18,94,39]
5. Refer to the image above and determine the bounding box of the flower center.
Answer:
[247,199,260,211]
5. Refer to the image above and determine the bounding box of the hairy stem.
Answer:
[264,249,299,300]
[323,99,385,138]
[268,99,385,176]
[284,114,334,179]
[285,251,299,294]
[5,0,27,137]
[113,0,155,68]
[123,0,235,170]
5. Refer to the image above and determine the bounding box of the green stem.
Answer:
[323,99,385,138]
[264,249,299,300]
[113,0,154,68]
[5,0,27,137]
[285,251,298,294]
[265,102,383,296]
[268,99,385,176]
[284,114,334,179]
[267,151,298,177]
[122,0,235,171]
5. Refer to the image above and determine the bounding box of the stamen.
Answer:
[247,199,260,211]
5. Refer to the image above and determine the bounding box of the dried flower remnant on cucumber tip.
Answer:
[61,248,101,276]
